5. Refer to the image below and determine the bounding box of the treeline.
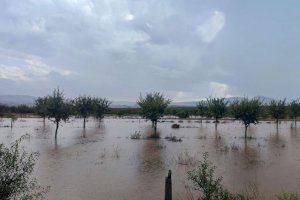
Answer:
[1,89,300,139]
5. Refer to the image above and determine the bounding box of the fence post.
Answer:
[165,170,172,200]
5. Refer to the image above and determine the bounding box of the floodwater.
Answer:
[1,117,300,200]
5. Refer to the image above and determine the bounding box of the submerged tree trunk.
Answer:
[55,121,59,140]
[83,117,86,129]
[215,117,218,130]
[276,118,279,130]
[244,125,248,138]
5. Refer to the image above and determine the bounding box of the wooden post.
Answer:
[165,170,172,200]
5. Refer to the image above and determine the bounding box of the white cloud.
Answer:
[0,55,73,82]
[197,11,225,43]
[209,81,230,97]
[124,13,135,21]
[0,65,29,81]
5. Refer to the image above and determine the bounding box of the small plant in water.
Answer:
[165,134,182,142]
[178,150,197,166]
[230,143,239,151]
[112,145,120,158]
[276,192,300,200]
[187,152,234,200]
[130,131,141,139]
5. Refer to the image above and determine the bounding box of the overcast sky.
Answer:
[0,0,299,101]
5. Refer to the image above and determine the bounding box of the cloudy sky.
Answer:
[0,0,300,101]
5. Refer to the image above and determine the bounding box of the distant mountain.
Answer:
[0,95,36,106]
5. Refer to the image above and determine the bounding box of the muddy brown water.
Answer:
[1,117,300,200]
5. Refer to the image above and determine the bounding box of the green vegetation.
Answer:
[187,152,235,200]
[137,92,171,136]
[0,136,47,200]
[197,100,208,123]
[228,99,241,120]
[1,89,300,134]
[268,99,287,128]
[93,97,111,122]
[234,98,262,138]
[73,96,94,128]
[35,97,49,122]
[288,100,300,127]
[46,88,71,139]
[187,153,300,200]
[206,97,228,129]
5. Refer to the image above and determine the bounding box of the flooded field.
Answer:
[1,117,300,200]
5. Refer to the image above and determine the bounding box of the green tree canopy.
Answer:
[237,98,262,137]
[228,99,241,120]
[35,97,49,122]
[268,99,286,128]
[137,92,171,135]
[289,100,300,126]
[197,100,208,122]
[93,97,111,122]
[206,97,228,129]
[73,96,94,128]
[47,88,71,139]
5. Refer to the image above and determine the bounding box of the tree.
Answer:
[35,97,49,123]
[176,108,190,119]
[289,100,300,127]
[228,99,241,120]
[268,99,286,129]
[73,96,94,129]
[137,92,171,136]
[6,113,17,128]
[93,97,111,123]
[47,88,71,139]
[237,98,261,138]
[206,97,228,129]
[0,136,47,199]
[197,100,208,123]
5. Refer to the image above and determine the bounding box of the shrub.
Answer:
[0,136,48,200]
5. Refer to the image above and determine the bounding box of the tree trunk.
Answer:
[245,125,248,138]
[83,117,86,129]
[55,121,59,140]
[276,119,279,130]
[215,117,218,130]
[154,121,157,136]
[295,118,297,127]
[11,119,13,129]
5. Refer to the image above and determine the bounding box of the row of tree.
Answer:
[35,89,110,139]
[137,94,300,138]
[1,89,300,139]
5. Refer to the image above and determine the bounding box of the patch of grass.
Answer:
[178,150,197,166]
[130,131,141,139]
[276,192,300,200]
[231,143,239,151]
[165,134,182,142]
